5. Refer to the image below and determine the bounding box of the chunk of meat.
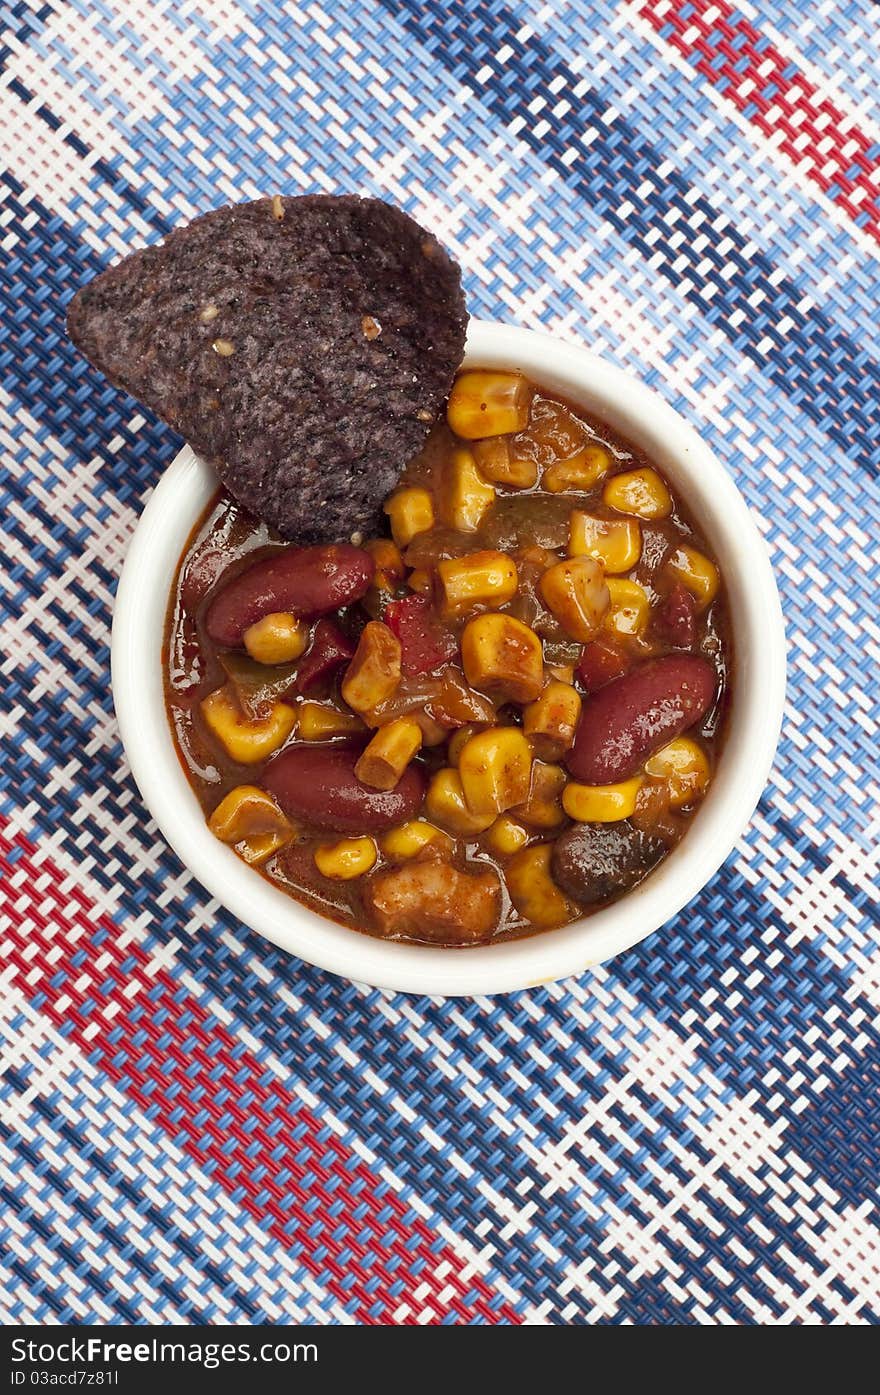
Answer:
[364,861,502,944]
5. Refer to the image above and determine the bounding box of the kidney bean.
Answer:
[294,620,355,695]
[576,637,631,694]
[385,594,458,675]
[263,743,426,833]
[205,545,374,646]
[566,654,717,784]
[552,822,665,905]
[654,583,697,648]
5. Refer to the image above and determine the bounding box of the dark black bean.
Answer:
[551,821,665,906]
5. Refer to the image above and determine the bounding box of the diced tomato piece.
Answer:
[294,619,355,694]
[385,594,458,675]
[576,637,631,694]
[654,583,697,648]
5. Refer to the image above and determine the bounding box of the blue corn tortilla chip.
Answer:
[67,195,468,543]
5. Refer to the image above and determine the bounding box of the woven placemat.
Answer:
[1,0,878,1324]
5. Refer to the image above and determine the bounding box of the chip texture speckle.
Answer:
[67,196,468,543]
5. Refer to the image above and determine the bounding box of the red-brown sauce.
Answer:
[164,373,731,946]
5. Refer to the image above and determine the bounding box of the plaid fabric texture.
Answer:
[1,0,879,1325]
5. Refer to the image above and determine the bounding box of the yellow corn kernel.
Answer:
[364,538,405,591]
[384,487,434,546]
[484,815,529,856]
[314,836,377,880]
[472,437,538,489]
[506,844,571,928]
[539,556,610,642]
[242,611,309,665]
[543,443,614,493]
[666,545,719,609]
[201,686,296,764]
[644,737,710,808]
[407,568,433,596]
[604,578,650,637]
[425,767,496,835]
[458,727,533,815]
[444,448,496,531]
[603,467,672,520]
[296,702,365,741]
[438,550,518,618]
[208,785,293,866]
[523,681,582,760]
[381,820,453,860]
[513,761,566,828]
[237,831,291,865]
[206,781,292,864]
[355,717,422,790]
[569,512,642,573]
[341,621,401,715]
[447,370,531,439]
[563,775,643,822]
[461,613,544,705]
[208,784,289,841]
[447,724,481,767]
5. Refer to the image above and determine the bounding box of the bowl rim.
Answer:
[111,318,786,996]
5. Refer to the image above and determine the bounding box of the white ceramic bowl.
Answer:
[112,320,785,995]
